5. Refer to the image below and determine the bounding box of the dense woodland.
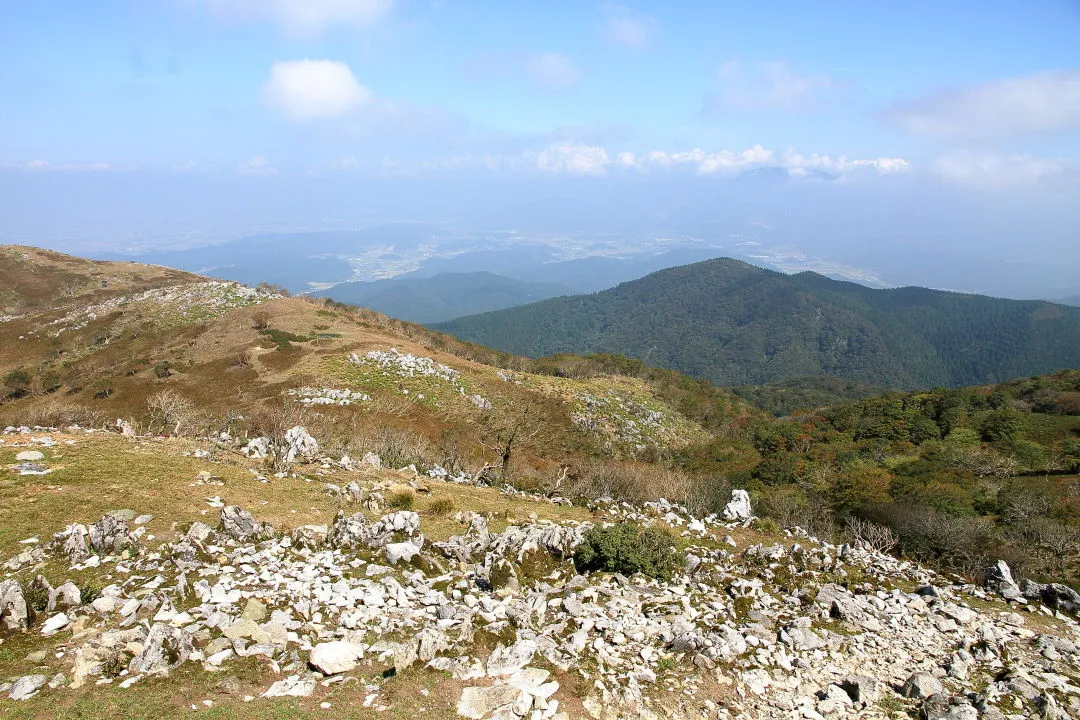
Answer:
[670,367,1080,584]
[436,258,1080,390]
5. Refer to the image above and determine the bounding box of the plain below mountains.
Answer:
[316,271,575,323]
[434,258,1080,390]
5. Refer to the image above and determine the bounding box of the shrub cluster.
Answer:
[574,524,679,581]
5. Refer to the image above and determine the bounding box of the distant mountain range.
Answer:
[1061,295,1080,307]
[315,272,575,323]
[434,258,1080,389]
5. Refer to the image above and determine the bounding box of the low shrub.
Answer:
[574,523,679,581]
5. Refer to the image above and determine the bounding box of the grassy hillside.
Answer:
[0,247,753,480]
[315,271,575,323]
[435,258,1080,389]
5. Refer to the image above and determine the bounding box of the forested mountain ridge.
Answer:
[435,258,1080,390]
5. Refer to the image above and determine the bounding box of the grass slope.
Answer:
[435,258,1080,389]
[0,247,752,474]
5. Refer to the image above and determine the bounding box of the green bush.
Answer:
[574,524,678,581]
[3,367,32,397]
[258,328,309,348]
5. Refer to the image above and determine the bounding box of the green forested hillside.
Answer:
[733,376,889,416]
[316,271,574,323]
[435,258,1080,389]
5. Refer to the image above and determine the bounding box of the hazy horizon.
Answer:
[2,2,1078,300]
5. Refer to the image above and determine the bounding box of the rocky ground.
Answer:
[2,426,1080,719]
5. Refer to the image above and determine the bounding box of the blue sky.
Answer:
[2,1,1078,176]
[1,0,1079,290]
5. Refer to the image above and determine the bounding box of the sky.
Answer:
[1,0,1079,292]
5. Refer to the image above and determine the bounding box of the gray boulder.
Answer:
[309,641,363,675]
[128,623,194,675]
[283,426,318,465]
[220,506,272,541]
[384,542,421,565]
[88,513,131,554]
[901,671,944,699]
[8,674,47,700]
[0,580,30,632]
[840,675,880,707]
[49,581,81,611]
[984,560,1021,600]
[1041,583,1080,614]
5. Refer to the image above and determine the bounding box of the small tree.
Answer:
[479,402,542,482]
[3,368,32,398]
[147,390,199,437]
[252,310,272,330]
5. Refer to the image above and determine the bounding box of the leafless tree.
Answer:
[845,516,898,554]
[146,390,199,437]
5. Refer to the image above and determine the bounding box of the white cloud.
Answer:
[15,160,117,171]
[262,59,371,121]
[932,150,1073,189]
[518,143,906,178]
[528,53,581,90]
[709,60,834,112]
[236,156,279,176]
[194,0,394,37]
[601,3,657,51]
[605,144,908,177]
[534,144,611,175]
[889,70,1080,140]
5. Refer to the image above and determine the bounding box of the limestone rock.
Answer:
[487,640,537,677]
[88,513,131,554]
[283,426,318,465]
[8,674,48,700]
[722,489,753,522]
[128,623,194,675]
[984,560,1021,600]
[385,541,421,565]
[1041,583,1080,614]
[0,580,30,632]
[901,671,944,699]
[220,506,272,541]
[49,581,82,611]
[262,675,315,698]
[457,685,524,719]
[309,641,363,675]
